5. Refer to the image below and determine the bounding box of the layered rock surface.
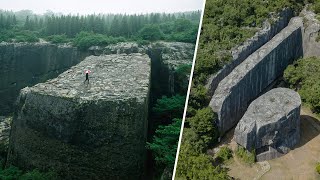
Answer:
[234,88,301,161]
[206,9,294,96]
[7,54,151,179]
[301,9,320,57]
[210,17,303,134]
[0,42,86,115]
[104,41,194,96]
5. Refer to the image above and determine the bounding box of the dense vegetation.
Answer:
[147,64,193,179]
[0,166,57,180]
[0,10,200,49]
[284,57,320,114]
[176,0,307,179]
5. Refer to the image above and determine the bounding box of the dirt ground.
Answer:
[225,106,320,180]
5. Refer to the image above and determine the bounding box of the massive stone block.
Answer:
[234,88,301,161]
[206,9,294,96]
[7,54,151,179]
[0,42,86,115]
[210,17,303,134]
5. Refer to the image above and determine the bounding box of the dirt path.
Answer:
[226,106,320,180]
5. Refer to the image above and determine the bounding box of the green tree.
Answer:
[188,107,219,145]
[153,95,186,121]
[146,118,182,169]
[138,24,163,41]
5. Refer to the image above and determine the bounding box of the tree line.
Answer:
[0,10,201,46]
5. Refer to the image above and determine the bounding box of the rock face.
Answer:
[206,9,294,96]
[210,17,303,134]
[147,41,194,96]
[0,42,86,115]
[104,41,194,96]
[7,54,151,179]
[234,88,301,161]
[103,42,145,55]
[301,9,320,58]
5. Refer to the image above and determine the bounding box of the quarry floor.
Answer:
[221,106,320,180]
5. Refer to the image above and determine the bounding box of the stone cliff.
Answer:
[210,17,303,134]
[104,41,194,96]
[206,9,294,96]
[7,54,151,179]
[0,42,87,115]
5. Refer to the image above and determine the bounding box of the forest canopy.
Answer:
[0,10,201,49]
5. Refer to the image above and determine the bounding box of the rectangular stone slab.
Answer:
[210,17,303,135]
[7,53,151,179]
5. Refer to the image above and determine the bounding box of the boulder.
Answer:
[234,88,301,161]
[7,54,151,179]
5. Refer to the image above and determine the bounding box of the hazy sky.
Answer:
[0,0,205,15]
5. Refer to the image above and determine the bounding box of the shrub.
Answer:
[176,153,230,180]
[45,34,69,44]
[284,57,320,114]
[73,31,125,50]
[316,162,320,174]
[216,146,233,162]
[235,146,255,165]
[188,107,219,145]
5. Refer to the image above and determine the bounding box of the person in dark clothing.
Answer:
[84,69,91,84]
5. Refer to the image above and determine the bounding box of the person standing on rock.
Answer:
[84,69,91,85]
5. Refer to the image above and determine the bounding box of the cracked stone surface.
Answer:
[234,88,301,161]
[210,17,303,134]
[7,53,151,179]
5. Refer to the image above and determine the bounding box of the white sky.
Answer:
[0,0,205,15]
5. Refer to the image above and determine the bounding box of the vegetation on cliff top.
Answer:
[0,10,200,49]
[176,0,306,179]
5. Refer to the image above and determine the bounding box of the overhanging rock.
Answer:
[210,17,303,135]
[7,54,151,179]
[234,88,301,161]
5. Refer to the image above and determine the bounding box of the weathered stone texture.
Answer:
[210,17,303,134]
[301,9,320,58]
[103,41,194,95]
[206,9,294,96]
[234,88,301,161]
[7,54,151,179]
[0,42,86,115]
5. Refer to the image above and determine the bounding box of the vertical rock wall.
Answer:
[210,18,303,134]
[0,42,86,115]
[7,54,151,179]
[206,9,294,96]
